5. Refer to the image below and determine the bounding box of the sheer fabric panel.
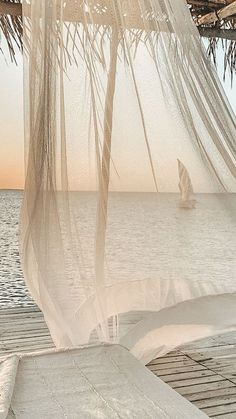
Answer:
[21,0,236,358]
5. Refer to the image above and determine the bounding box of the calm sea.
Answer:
[0,190,33,307]
[0,190,235,308]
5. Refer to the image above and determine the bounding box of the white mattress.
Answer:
[0,344,207,418]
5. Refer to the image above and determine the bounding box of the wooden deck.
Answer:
[1,306,236,418]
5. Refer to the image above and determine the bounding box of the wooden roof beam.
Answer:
[188,1,226,9]
[199,26,236,39]
[198,0,236,24]
[0,1,22,16]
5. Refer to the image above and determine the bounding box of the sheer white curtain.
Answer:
[21,0,236,361]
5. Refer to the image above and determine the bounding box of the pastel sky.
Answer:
[0,40,235,190]
[0,46,24,189]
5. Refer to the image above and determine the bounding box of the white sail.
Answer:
[177,159,196,209]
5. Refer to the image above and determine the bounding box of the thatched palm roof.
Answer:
[189,0,236,79]
[0,0,236,77]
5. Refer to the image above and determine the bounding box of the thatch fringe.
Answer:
[0,0,22,62]
[188,0,236,79]
[0,0,236,78]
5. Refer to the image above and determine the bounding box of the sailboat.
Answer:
[177,159,196,209]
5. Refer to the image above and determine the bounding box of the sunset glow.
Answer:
[0,44,235,190]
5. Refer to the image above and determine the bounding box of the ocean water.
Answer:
[0,190,235,308]
[0,190,33,307]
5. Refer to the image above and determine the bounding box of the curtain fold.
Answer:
[21,0,236,358]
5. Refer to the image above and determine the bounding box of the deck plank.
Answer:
[203,402,236,416]
[1,306,236,418]
[196,396,236,409]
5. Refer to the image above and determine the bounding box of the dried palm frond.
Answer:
[0,0,22,63]
[187,0,236,79]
